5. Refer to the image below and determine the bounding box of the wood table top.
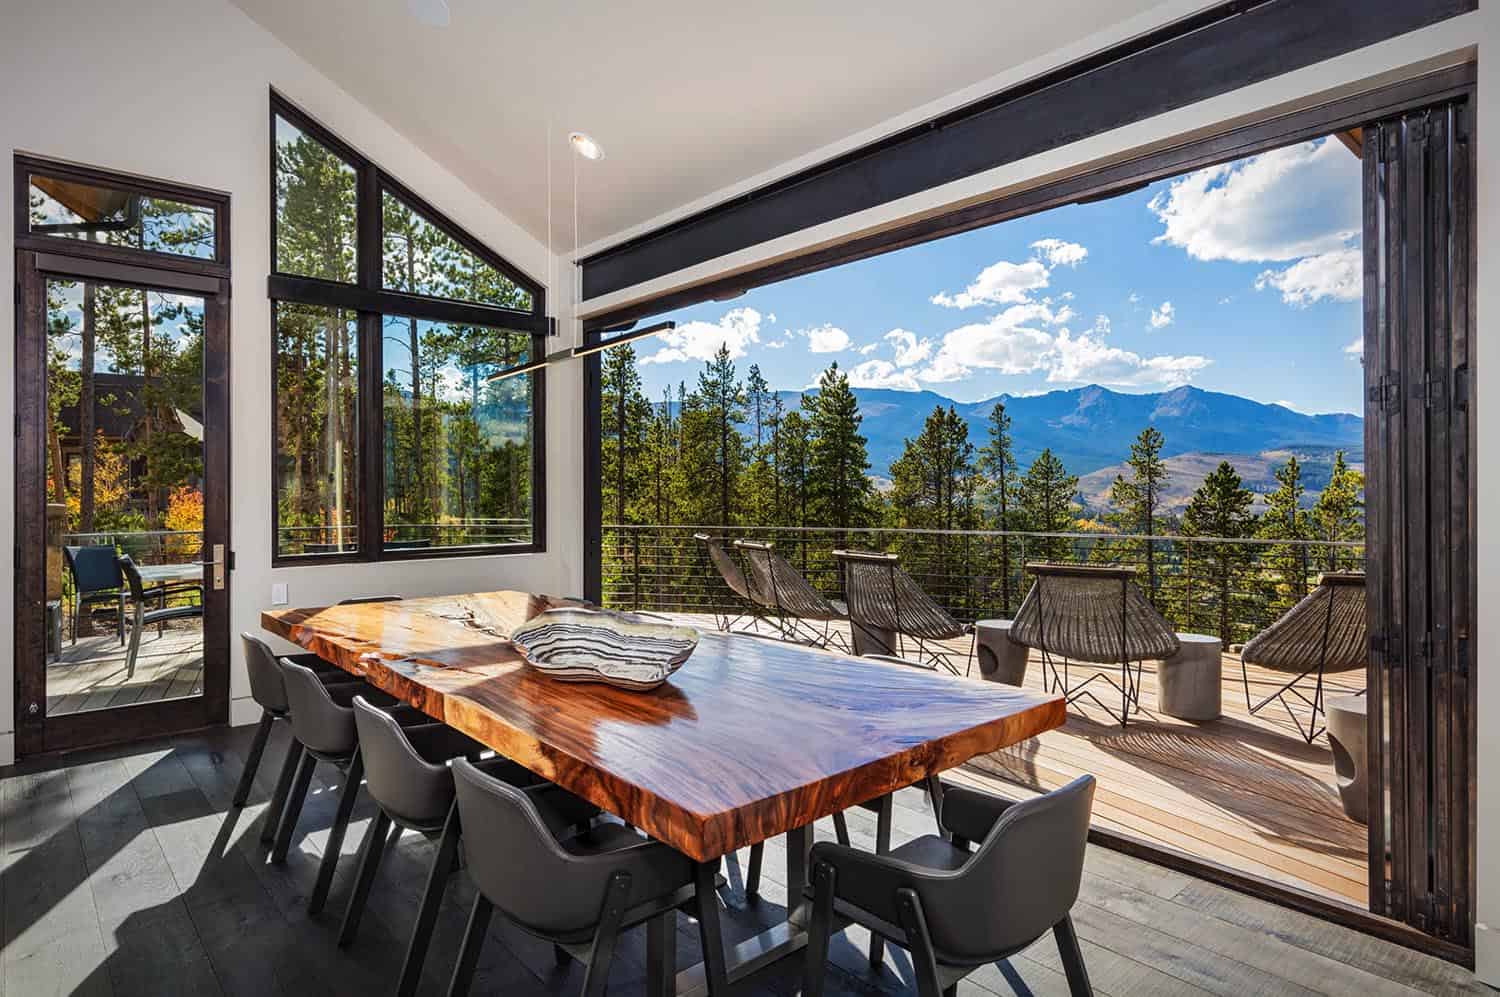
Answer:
[261,592,1065,861]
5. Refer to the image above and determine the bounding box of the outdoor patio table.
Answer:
[262,591,1064,996]
[136,562,204,586]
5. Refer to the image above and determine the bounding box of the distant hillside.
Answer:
[771,383,1363,480]
[1076,448,1365,514]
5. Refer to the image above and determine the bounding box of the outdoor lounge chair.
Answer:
[1240,571,1366,743]
[735,539,853,651]
[832,549,973,674]
[695,532,761,632]
[1008,563,1179,727]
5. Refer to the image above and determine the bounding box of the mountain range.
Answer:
[768,383,1363,508]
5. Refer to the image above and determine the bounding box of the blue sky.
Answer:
[631,137,1364,416]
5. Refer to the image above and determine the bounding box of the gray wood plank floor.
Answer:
[0,724,1489,997]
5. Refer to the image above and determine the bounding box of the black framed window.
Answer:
[268,92,546,563]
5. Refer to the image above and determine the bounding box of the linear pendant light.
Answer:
[485,320,676,382]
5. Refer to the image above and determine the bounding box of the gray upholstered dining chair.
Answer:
[803,776,1097,997]
[447,758,700,997]
[233,595,405,816]
[234,633,357,822]
[274,657,432,915]
[341,697,601,997]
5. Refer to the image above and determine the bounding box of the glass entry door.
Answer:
[16,259,230,753]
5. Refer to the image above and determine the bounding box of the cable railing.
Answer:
[601,523,1365,645]
[63,529,202,565]
[276,519,532,554]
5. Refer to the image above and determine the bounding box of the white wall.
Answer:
[575,5,1500,983]
[0,0,583,754]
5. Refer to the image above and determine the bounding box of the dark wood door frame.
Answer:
[13,156,232,756]
[579,65,1478,964]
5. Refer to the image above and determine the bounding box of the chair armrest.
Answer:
[809,841,942,929]
[939,784,1017,844]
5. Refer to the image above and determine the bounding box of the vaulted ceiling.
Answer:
[232,0,1165,252]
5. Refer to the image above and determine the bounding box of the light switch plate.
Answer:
[271,583,288,606]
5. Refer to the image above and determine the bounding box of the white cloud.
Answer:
[932,258,1049,309]
[1344,335,1362,358]
[1255,248,1362,306]
[883,328,933,368]
[918,309,1208,389]
[803,324,853,353]
[1030,238,1088,268]
[639,306,762,365]
[764,339,786,350]
[1046,328,1210,388]
[1128,292,1140,305]
[1272,399,1307,413]
[848,359,920,391]
[1149,138,1361,263]
[857,342,879,355]
[1149,301,1175,328]
[931,238,1089,309]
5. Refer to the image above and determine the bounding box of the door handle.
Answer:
[205,543,226,591]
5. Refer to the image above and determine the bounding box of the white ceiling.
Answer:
[232,0,1164,255]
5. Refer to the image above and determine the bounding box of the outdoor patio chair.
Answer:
[448,757,700,997]
[832,549,973,674]
[694,533,761,633]
[803,776,1097,997]
[117,555,204,679]
[1240,571,1367,743]
[1008,563,1179,727]
[64,544,125,645]
[343,697,600,996]
[735,539,853,650]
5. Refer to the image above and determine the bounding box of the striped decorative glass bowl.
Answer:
[509,608,699,691]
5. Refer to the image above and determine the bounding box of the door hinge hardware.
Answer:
[1453,364,1470,409]
[1368,376,1401,413]
[1415,374,1445,408]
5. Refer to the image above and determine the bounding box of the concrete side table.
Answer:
[1326,694,1368,825]
[975,619,1028,686]
[1159,632,1222,720]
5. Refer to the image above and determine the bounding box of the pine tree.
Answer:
[678,345,746,526]
[1017,448,1079,561]
[600,344,651,526]
[976,401,1019,608]
[1257,456,1310,615]
[777,408,812,528]
[888,406,977,532]
[1108,427,1168,602]
[1181,460,1257,643]
[805,363,874,530]
[1312,450,1365,570]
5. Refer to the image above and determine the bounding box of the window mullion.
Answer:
[358,163,383,561]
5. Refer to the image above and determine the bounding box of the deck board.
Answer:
[658,613,1370,910]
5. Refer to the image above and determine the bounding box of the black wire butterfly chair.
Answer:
[1240,571,1366,743]
[734,540,853,651]
[1008,563,1179,727]
[694,533,765,633]
[832,549,973,675]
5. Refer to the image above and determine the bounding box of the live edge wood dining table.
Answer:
[262,591,1064,995]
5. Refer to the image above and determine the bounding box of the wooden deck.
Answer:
[46,623,204,716]
[661,613,1369,910]
[0,724,1486,997]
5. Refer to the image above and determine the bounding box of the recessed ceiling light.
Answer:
[569,132,605,161]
